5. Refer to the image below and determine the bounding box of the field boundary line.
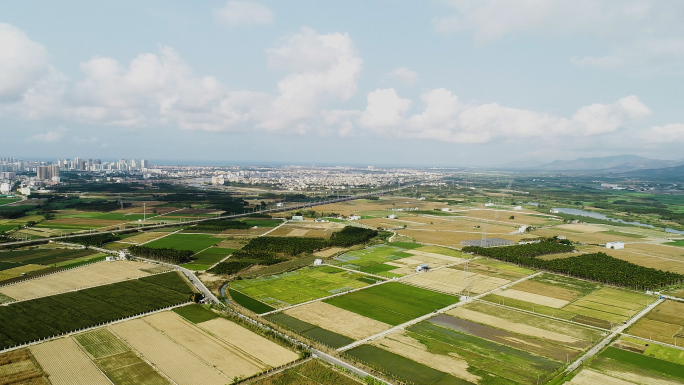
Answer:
[70,335,116,385]
[564,297,665,374]
[139,227,185,246]
[107,324,181,385]
[138,317,233,381]
[337,271,543,352]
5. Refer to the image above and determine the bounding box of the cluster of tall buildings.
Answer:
[56,158,149,172]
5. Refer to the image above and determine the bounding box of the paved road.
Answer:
[312,349,387,383]
[565,297,665,373]
[133,257,220,304]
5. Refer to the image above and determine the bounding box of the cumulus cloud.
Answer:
[359,89,411,129]
[357,89,652,144]
[641,124,684,144]
[0,23,50,102]
[215,1,273,27]
[386,67,419,86]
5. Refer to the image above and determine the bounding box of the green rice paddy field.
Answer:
[584,346,684,384]
[331,244,414,277]
[144,233,220,253]
[230,266,380,310]
[324,282,458,325]
[172,304,219,323]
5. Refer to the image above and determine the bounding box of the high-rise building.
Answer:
[37,166,49,180]
[49,164,60,179]
[141,159,149,169]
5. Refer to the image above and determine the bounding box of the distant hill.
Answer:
[621,165,684,182]
[533,155,684,171]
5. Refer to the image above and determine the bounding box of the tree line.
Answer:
[68,233,120,247]
[127,245,194,264]
[463,243,684,290]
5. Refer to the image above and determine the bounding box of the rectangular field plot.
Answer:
[73,329,169,385]
[563,287,652,324]
[448,302,605,349]
[110,318,230,385]
[381,250,465,276]
[266,313,354,348]
[144,233,220,253]
[0,349,48,385]
[402,322,562,384]
[0,264,46,281]
[577,346,684,385]
[401,267,510,296]
[181,247,234,270]
[628,300,684,345]
[331,244,413,275]
[615,336,684,365]
[230,266,379,309]
[173,304,219,323]
[30,338,112,385]
[0,247,98,266]
[251,359,362,385]
[345,344,466,385]
[197,317,299,368]
[0,272,192,350]
[284,301,392,340]
[324,282,458,325]
[0,260,152,301]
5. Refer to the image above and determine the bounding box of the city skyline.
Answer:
[1,1,683,166]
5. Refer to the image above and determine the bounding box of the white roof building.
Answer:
[606,241,625,249]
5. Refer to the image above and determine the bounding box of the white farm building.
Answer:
[606,241,625,249]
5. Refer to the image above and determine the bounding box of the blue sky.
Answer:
[1,1,683,166]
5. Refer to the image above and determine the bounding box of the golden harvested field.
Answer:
[110,318,229,385]
[198,318,299,367]
[144,312,266,377]
[0,260,151,301]
[569,369,633,385]
[397,229,524,248]
[512,280,582,302]
[284,302,391,340]
[222,228,271,236]
[426,219,518,234]
[314,247,347,258]
[266,222,343,238]
[458,209,554,226]
[385,251,464,275]
[400,268,509,295]
[358,217,410,229]
[0,264,45,281]
[30,338,111,385]
[312,197,442,217]
[628,301,684,345]
[372,331,479,383]
[494,288,569,308]
[0,349,48,385]
[123,231,171,244]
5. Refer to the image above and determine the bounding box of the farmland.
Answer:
[251,359,362,385]
[266,313,354,348]
[0,348,48,385]
[324,282,458,325]
[570,346,684,385]
[30,338,113,385]
[284,301,391,340]
[628,300,684,345]
[0,260,153,301]
[144,233,220,253]
[0,271,193,349]
[181,247,234,270]
[230,265,379,311]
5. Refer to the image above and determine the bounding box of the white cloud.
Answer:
[359,89,411,129]
[641,124,684,144]
[26,128,65,143]
[0,23,49,102]
[572,38,684,75]
[386,67,419,86]
[356,88,652,144]
[434,1,671,42]
[215,1,273,27]
[260,27,363,130]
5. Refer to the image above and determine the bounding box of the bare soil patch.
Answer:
[285,302,391,340]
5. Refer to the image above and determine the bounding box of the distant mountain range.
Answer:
[515,155,684,172]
